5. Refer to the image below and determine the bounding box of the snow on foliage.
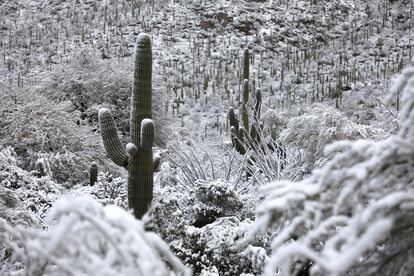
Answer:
[77,172,128,209]
[237,65,414,276]
[150,179,268,275]
[0,147,64,217]
[0,87,110,185]
[0,196,191,276]
[0,186,45,273]
[281,103,386,179]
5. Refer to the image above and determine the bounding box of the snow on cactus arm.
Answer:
[0,197,191,275]
[140,118,154,150]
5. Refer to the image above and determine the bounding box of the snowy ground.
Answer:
[0,0,414,275]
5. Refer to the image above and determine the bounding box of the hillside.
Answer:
[0,0,413,275]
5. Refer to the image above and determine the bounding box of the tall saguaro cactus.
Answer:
[242,48,250,132]
[242,48,249,81]
[98,33,154,219]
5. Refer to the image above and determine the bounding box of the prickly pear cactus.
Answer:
[98,33,155,219]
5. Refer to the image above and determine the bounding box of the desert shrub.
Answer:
[0,196,190,275]
[0,187,44,272]
[280,103,386,180]
[77,172,128,209]
[260,108,288,139]
[237,66,414,276]
[0,147,64,217]
[39,45,171,146]
[185,179,248,227]
[150,178,265,275]
[0,87,114,185]
[0,187,44,228]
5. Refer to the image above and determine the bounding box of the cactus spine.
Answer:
[98,33,154,219]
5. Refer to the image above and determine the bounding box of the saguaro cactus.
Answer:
[98,33,155,219]
[89,162,98,186]
[241,48,250,131]
[250,89,262,145]
[242,48,249,81]
[242,79,249,131]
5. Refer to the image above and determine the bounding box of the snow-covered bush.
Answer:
[260,108,288,139]
[0,187,44,228]
[150,178,265,274]
[280,104,385,179]
[237,66,414,275]
[0,147,64,217]
[0,187,44,272]
[40,45,170,145]
[0,196,191,275]
[78,172,128,209]
[186,179,246,227]
[0,88,111,185]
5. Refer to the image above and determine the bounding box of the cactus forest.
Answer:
[0,0,414,275]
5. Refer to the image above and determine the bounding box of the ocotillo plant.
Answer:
[98,33,155,219]
[89,162,98,186]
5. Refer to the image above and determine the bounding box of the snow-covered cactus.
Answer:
[98,33,155,219]
[242,48,249,82]
[242,78,249,132]
[254,88,262,120]
[228,108,246,154]
[250,89,262,145]
[89,162,98,186]
[228,107,239,147]
[237,127,246,155]
[237,65,414,276]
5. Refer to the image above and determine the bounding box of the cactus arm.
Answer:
[126,143,139,157]
[237,127,246,155]
[98,108,128,167]
[254,88,262,120]
[153,153,161,173]
[140,118,154,150]
[228,107,239,131]
[242,79,249,131]
[231,126,238,148]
